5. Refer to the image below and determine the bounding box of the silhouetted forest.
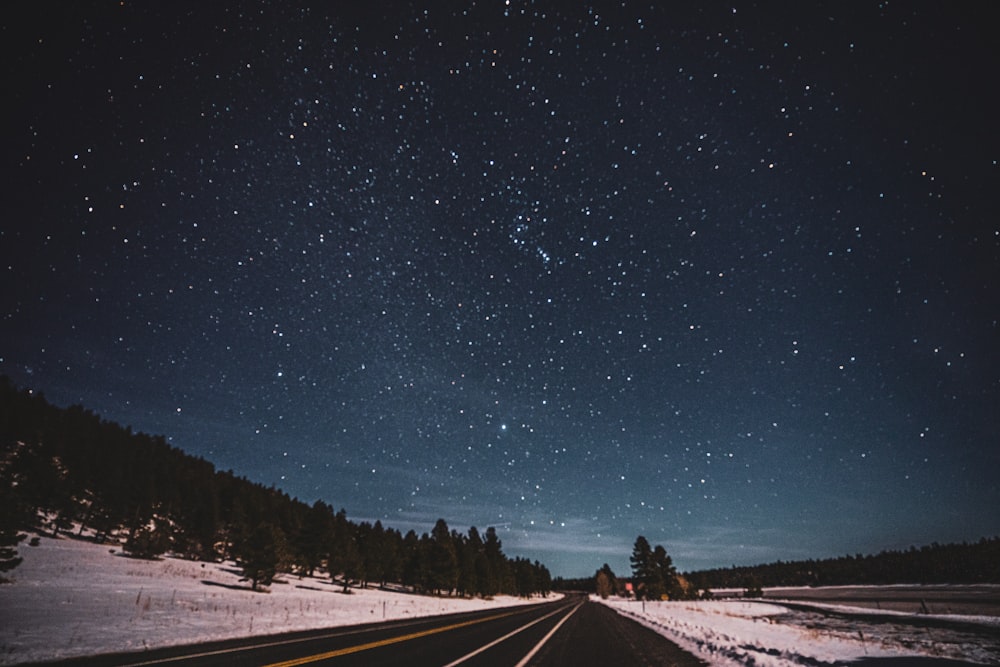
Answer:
[684,537,1000,592]
[553,538,1000,595]
[0,377,551,595]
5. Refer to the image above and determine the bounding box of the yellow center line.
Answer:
[262,608,526,667]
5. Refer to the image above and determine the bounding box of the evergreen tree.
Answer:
[481,526,504,596]
[218,495,251,561]
[172,460,219,560]
[512,557,536,597]
[652,544,679,600]
[426,518,459,594]
[380,527,403,587]
[595,563,618,599]
[295,500,334,577]
[630,535,655,600]
[453,530,474,597]
[123,521,171,560]
[458,527,483,597]
[358,520,393,588]
[329,522,363,593]
[401,529,425,590]
[0,486,27,582]
[535,560,552,597]
[595,570,611,599]
[629,537,682,600]
[237,522,285,591]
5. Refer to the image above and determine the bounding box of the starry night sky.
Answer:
[3,2,998,577]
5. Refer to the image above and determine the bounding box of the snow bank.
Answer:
[0,535,555,665]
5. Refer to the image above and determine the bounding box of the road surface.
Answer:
[37,594,705,666]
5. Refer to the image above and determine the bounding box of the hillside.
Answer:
[0,533,551,664]
[0,377,550,597]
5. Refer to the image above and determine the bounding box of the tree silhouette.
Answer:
[123,521,171,560]
[426,519,459,594]
[329,522,363,593]
[631,536,682,600]
[295,500,334,577]
[0,486,27,582]
[237,522,285,591]
[594,563,618,599]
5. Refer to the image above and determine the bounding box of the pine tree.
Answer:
[237,522,284,591]
[651,544,677,600]
[329,523,363,593]
[426,519,458,595]
[461,527,484,597]
[535,560,552,597]
[512,557,537,597]
[481,526,504,596]
[123,521,171,560]
[631,537,681,600]
[294,500,333,577]
[380,527,403,587]
[630,535,655,600]
[358,520,392,588]
[0,487,27,582]
[595,570,611,598]
[454,530,477,597]
[401,529,425,590]
[595,563,617,599]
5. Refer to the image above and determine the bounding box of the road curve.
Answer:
[35,594,704,666]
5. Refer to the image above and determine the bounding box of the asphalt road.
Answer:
[520,598,705,667]
[34,595,705,666]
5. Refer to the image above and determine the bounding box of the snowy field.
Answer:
[598,595,1000,666]
[4,535,999,666]
[0,535,555,665]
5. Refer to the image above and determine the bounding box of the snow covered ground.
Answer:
[4,535,999,666]
[598,595,1000,666]
[0,534,554,665]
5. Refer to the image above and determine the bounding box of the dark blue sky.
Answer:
[3,2,997,577]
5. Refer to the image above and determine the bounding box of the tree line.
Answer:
[684,538,1000,592]
[553,534,1000,599]
[0,377,551,596]
[556,536,701,601]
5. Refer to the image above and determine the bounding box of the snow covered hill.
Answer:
[0,534,552,665]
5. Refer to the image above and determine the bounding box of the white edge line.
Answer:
[441,603,575,667]
[513,600,584,667]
